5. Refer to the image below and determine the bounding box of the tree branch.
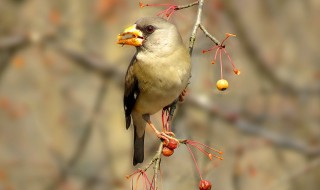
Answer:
[175,1,199,11]
[55,46,123,79]
[189,0,204,55]
[199,24,220,45]
[0,34,28,50]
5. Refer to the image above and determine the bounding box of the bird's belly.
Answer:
[135,77,187,115]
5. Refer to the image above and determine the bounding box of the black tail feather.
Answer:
[133,126,145,165]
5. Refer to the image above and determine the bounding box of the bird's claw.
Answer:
[164,131,175,137]
[156,131,175,143]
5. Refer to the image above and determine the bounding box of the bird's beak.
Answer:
[117,24,144,46]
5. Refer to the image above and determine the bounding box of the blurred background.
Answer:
[0,0,320,189]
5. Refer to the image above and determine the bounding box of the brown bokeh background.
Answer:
[0,0,319,190]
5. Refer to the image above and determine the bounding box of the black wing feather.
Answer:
[124,55,139,129]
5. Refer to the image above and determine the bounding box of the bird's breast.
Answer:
[133,51,191,114]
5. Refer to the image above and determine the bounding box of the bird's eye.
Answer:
[145,25,155,34]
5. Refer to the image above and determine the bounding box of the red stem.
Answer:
[143,172,155,190]
[214,47,219,62]
[188,142,212,157]
[219,48,223,79]
[145,3,174,7]
[220,36,230,46]
[188,140,223,154]
[150,175,155,190]
[186,144,203,180]
[167,7,176,18]
[223,48,237,70]
[208,45,218,52]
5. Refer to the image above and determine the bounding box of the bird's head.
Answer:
[117,17,183,52]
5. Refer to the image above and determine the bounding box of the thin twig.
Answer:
[189,0,204,55]
[199,24,220,45]
[0,34,29,83]
[153,143,163,189]
[0,34,28,50]
[175,1,199,11]
[138,142,163,190]
[56,46,123,78]
[143,143,163,172]
[0,51,14,83]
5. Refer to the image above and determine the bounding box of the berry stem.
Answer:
[167,7,176,18]
[223,48,237,71]
[188,142,212,158]
[206,45,218,53]
[220,35,231,46]
[134,173,141,190]
[219,48,223,79]
[188,140,223,154]
[143,172,154,190]
[144,3,174,7]
[143,174,148,190]
[186,144,203,180]
[150,175,155,190]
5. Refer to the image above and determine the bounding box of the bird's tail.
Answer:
[133,125,145,165]
[132,111,146,165]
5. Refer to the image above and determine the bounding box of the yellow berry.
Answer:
[216,79,228,91]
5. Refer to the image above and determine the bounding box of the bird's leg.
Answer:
[143,114,174,142]
[161,107,175,137]
[178,89,187,102]
[162,109,170,132]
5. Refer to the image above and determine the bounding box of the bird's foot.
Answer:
[156,131,175,143]
[164,131,175,137]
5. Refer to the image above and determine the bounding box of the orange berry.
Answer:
[162,146,174,157]
[226,33,236,37]
[199,180,212,190]
[163,139,178,149]
[216,79,228,91]
[233,69,241,75]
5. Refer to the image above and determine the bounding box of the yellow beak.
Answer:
[117,24,144,46]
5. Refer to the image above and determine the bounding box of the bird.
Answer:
[117,17,191,165]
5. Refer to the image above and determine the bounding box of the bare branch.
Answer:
[175,1,199,11]
[152,143,163,189]
[55,46,124,79]
[0,34,28,50]
[189,0,204,55]
[199,24,220,45]
[0,51,14,83]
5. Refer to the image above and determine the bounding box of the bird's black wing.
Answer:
[124,54,139,129]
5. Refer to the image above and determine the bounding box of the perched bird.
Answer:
[117,17,191,165]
